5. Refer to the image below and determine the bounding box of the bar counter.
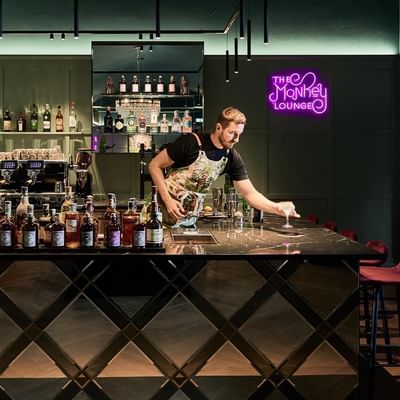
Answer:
[0,216,380,400]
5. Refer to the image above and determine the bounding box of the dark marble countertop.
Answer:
[0,215,382,260]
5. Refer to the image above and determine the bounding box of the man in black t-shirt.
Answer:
[149,106,299,226]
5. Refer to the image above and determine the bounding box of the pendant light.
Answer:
[225,50,230,82]
[264,0,269,44]
[247,20,251,61]
[234,37,239,74]
[156,0,161,39]
[239,0,244,39]
[74,0,79,39]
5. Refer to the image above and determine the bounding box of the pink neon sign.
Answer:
[268,71,328,115]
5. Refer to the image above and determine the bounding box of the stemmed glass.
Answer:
[279,201,295,228]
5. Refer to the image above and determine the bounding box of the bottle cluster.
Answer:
[2,102,77,133]
[106,74,190,96]
[0,185,164,250]
[104,107,192,134]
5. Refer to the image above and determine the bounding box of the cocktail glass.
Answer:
[280,201,295,228]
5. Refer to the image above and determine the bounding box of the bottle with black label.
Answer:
[30,104,38,132]
[3,109,12,131]
[43,104,51,132]
[114,114,124,133]
[17,112,26,132]
[80,212,95,249]
[22,204,38,249]
[51,214,65,248]
[106,212,121,248]
[104,106,113,133]
[145,200,163,248]
[0,201,17,249]
[119,75,127,94]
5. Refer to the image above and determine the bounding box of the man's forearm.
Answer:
[148,165,172,203]
[244,190,280,215]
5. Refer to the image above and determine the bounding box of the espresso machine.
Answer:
[73,149,93,198]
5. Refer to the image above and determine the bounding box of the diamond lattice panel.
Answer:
[72,392,92,400]
[98,377,166,400]
[46,295,119,368]
[288,261,357,318]
[191,260,266,318]
[169,391,191,400]
[196,342,261,376]
[0,308,22,354]
[99,342,164,377]
[143,294,217,368]
[0,343,67,400]
[240,292,314,367]
[336,308,359,350]
[194,377,263,400]
[0,261,70,320]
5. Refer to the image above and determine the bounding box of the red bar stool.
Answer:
[306,214,319,224]
[360,263,400,399]
[339,228,358,241]
[360,240,389,266]
[322,220,338,232]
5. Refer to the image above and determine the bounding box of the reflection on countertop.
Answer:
[163,214,381,259]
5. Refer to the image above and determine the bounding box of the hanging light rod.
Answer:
[74,0,79,39]
[239,0,244,39]
[0,0,3,39]
[264,0,269,44]
[155,0,160,39]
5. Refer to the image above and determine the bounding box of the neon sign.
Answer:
[268,71,328,115]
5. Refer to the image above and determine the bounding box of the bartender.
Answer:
[148,106,300,227]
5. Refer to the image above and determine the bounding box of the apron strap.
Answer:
[191,132,202,148]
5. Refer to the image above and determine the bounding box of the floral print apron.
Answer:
[161,133,229,227]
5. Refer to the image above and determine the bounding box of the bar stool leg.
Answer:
[368,285,379,400]
[362,285,371,344]
[378,286,393,364]
[396,285,400,335]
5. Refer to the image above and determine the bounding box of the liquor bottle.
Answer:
[119,74,127,94]
[43,104,51,132]
[3,109,12,131]
[104,106,113,133]
[55,105,64,132]
[126,110,137,133]
[131,75,140,93]
[168,75,176,94]
[30,104,38,132]
[122,199,139,247]
[65,203,80,249]
[38,203,50,244]
[171,110,182,133]
[103,193,120,236]
[160,113,169,133]
[80,212,95,249]
[105,212,121,248]
[51,214,65,248]
[182,110,192,134]
[60,185,73,224]
[105,75,114,94]
[150,108,158,133]
[22,204,38,249]
[0,201,17,249]
[156,75,164,93]
[17,112,26,132]
[84,195,98,243]
[146,200,163,248]
[138,112,147,133]
[69,101,77,132]
[132,213,146,249]
[114,114,124,133]
[44,208,57,247]
[16,186,30,243]
[180,75,190,95]
[144,75,152,93]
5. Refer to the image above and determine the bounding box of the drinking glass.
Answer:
[279,201,295,228]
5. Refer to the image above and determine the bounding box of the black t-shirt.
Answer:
[166,132,248,181]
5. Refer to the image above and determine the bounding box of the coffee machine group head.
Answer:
[75,148,93,197]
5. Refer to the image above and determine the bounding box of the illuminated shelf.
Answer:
[0,131,90,135]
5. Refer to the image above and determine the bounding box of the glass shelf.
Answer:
[0,131,90,135]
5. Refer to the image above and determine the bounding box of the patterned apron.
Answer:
[161,133,229,227]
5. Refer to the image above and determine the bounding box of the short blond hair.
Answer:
[216,107,247,128]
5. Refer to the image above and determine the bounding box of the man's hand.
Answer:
[164,197,186,219]
[276,201,301,218]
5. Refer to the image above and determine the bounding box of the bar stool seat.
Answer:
[340,228,358,241]
[322,220,338,232]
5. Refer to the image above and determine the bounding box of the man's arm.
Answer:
[233,179,300,217]
[148,149,186,218]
